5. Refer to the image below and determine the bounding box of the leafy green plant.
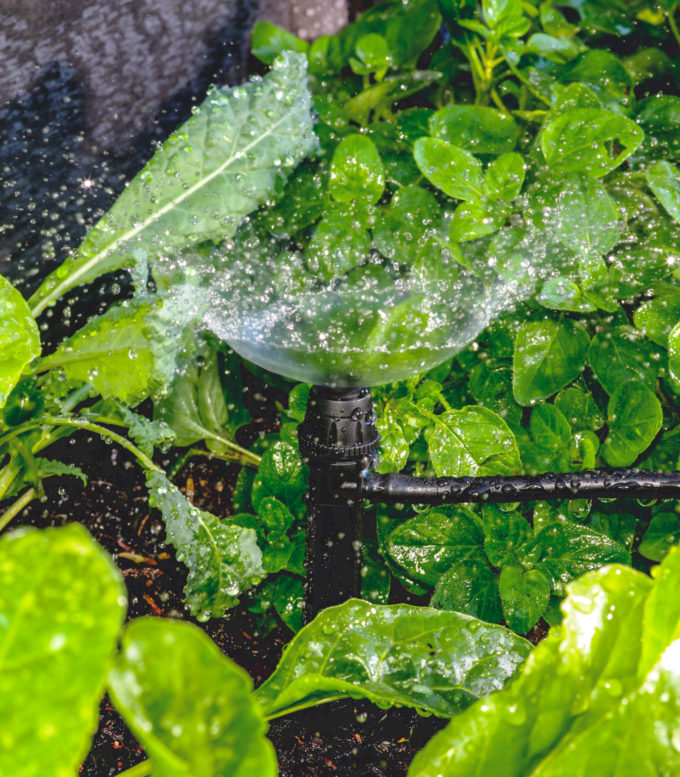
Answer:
[0,524,529,776]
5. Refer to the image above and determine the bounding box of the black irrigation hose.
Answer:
[356,469,680,505]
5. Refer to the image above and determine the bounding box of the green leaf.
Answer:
[639,512,680,562]
[449,200,507,242]
[634,96,680,161]
[483,152,525,201]
[527,33,581,64]
[0,525,126,777]
[634,294,680,348]
[541,109,643,177]
[28,52,316,315]
[373,185,441,263]
[431,559,502,623]
[554,386,605,431]
[552,174,621,257]
[386,505,485,586]
[483,505,536,568]
[155,341,250,451]
[536,521,630,594]
[413,138,484,201]
[350,33,391,77]
[499,565,551,634]
[588,326,661,395]
[251,20,309,64]
[408,558,661,777]
[329,134,385,204]
[529,403,571,454]
[557,49,632,100]
[646,160,680,223]
[251,441,308,519]
[428,106,519,155]
[109,618,277,777]
[146,471,265,620]
[426,406,522,477]
[361,538,391,604]
[667,320,680,389]
[0,276,40,408]
[37,289,200,405]
[602,382,663,467]
[255,599,531,719]
[305,207,372,282]
[537,277,596,313]
[512,319,590,406]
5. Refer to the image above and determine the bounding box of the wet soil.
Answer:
[16,401,448,776]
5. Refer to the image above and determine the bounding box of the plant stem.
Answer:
[116,761,152,777]
[0,418,161,473]
[166,445,260,480]
[0,488,37,532]
[504,58,551,107]
[669,10,680,49]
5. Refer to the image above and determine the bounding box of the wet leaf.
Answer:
[109,618,277,777]
[0,276,40,409]
[588,326,661,395]
[146,471,265,619]
[646,160,680,223]
[28,52,316,315]
[541,109,643,176]
[512,319,590,406]
[639,512,680,562]
[251,21,309,64]
[255,599,531,719]
[431,559,502,622]
[426,406,522,477]
[329,134,385,204]
[429,105,518,155]
[634,294,680,348]
[499,565,551,634]
[251,441,308,519]
[414,138,484,201]
[0,525,126,777]
[602,382,662,467]
[554,386,605,432]
[386,505,485,586]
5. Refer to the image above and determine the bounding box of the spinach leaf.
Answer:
[646,160,680,223]
[414,138,485,201]
[0,276,40,408]
[429,105,518,155]
[28,52,316,315]
[513,319,590,406]
[109,618,277,777]
[255,599,531,719]
[329,134,385,204]
[588,326,661,395]
[146,471,265,620]
[409,545,680,777]
[0,525,126,776]
[602,382,663,467]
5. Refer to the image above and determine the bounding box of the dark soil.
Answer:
[16,414,448,777]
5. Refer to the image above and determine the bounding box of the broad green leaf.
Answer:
[537,277,596,313]
[350,34,391,77]
[386,506,484,586]
[109,618,276,777]
[306,207,372,281]
[255,599,531,719]
[668,320,680,389]
[361,539,392,604]
[483,505,536,568]
[28,52,316,315]
[413,138,484,201]
[541,109,643,176]
[483,152,525,201]
[36,288,202,405]
[634,95,680,161]
[499,565,551,634]
[431,559,502,622]
[146,471,265,620]
[426,406,522,477]
[639,512,680,562]
[449,200,507,242]
[0,525,126,777]
[552,174,621,257]
[408,559,658,777]
[481,0,530,35]
[373,185,441,263]
[557,49,632,100]
[529,403,571,454]
[0,276,40,408]
[512,319,590,406]
[329,134,385,204]
[602,382,662,467]
[527,33,581,63]
[536,521,630,595]
[154,342,250,451]
[588,326,661,395]
[251,20,308,64]
[646,160,680,223]
[554,386,605,431]
[251,440,308,519]
[428,106,519,155]
[634,295,680,348]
